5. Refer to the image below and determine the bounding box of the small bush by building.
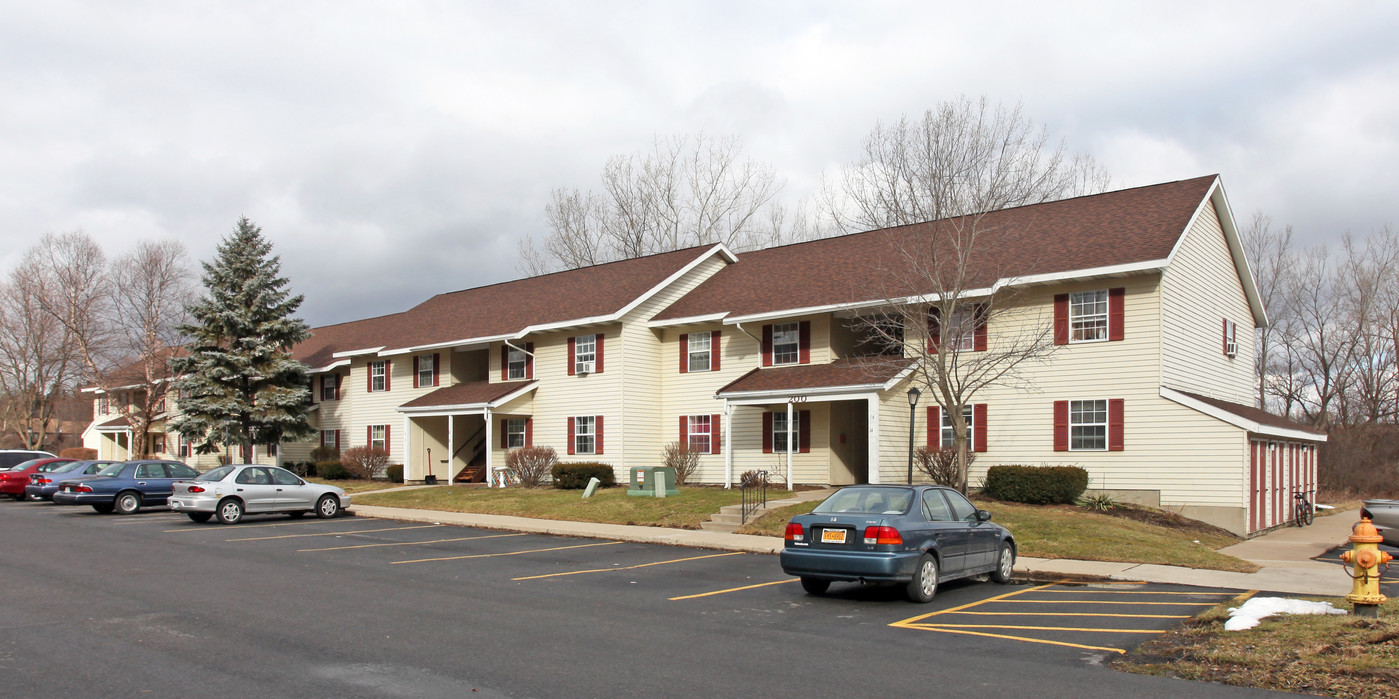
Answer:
[551,462,615,489]
[505,446,557,487]
[342,446,391,479]
[386,464,403,482]
[982,464,1089,504]
[316,461,349,479]
[310,445,339,462]
[661,441,700,485]
[914,446,970,487]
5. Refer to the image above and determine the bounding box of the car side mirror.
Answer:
[975,509,992,522]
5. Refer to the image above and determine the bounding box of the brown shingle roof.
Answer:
[398,380,536,409]
[655,176,1218,321]
[716,358,913,395]
[1174,390,1327,437]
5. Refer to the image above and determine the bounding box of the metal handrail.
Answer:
[740,470,769,524]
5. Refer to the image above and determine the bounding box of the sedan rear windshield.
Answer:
[96,463,128,477]
[195,466,235,482]
[45,461,85,473]
[813,487,914,515]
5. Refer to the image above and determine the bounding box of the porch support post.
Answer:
[723,401,733,488]
[867,395,881,485]
[447,414,455,485]
[786,401,794,491]
[401,414,410,483]
[484,407,494,487]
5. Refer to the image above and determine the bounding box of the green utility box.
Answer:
[627,466,678,497]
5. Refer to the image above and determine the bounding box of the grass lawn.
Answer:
[1114,596,1399,696]
[735,496,1257,572]
[308,478,404,494]
[353,485,745,529]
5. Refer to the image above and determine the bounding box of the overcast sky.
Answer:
[2,1,1396,327]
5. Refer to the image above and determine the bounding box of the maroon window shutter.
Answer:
[384,360,391,391]
[334,373,342,400]
[762,412,773,453]
[1053,401,1069,451]
[385,425,391,454]
[973,404,988,452]
[1109,288,1125,341]
[595,416,603,455]
[974,305,988,352]
[678,334,689,373]
[334,430,341,452]
[712,414,721,455]
[711,331,721,371]
[525,418,532,447]
[367,364,373,392]
[1222,318,1230,356]
[595,334,604,373]
[1053,294,1069,345]
[432,353,441,386]
[500,346,508,381]
[567,417,575,455]
[798,410,811,453]
[367,425,372,448]
[927,307,942,353]
[1108,399,1125,451]
[568,336,576,376]
[501,419,509,449]
[799,321,811,364]
[414,356,421,388]
[926,406,939,447]
[679,415,688,446]
[525,343,534,379]
[761,326,773,367]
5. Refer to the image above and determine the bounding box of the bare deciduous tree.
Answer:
[519,133,810,274]
[0,256,81,449]
[1276,246,1355,429]
[1241,211,1296,411]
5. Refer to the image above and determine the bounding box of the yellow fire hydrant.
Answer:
[1339,517,1392,618]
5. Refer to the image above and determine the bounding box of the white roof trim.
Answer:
[722,388,884,405]
[1160,387,1326,442]
[395,382,538,415]
[380,333,515,357]
[305,360,351,374]
[647,312,730,329]
[331,346,386,359]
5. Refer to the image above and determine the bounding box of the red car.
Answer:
[0,458,76,500]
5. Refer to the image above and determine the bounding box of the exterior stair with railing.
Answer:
[699,487,835,533]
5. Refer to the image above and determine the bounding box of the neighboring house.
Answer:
[80,175,1325,536]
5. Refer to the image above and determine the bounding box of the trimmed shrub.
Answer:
[505,446,557,487]
[286,461,318,478]
[342,446,391,479]
[661,442,700,485]
[386,464,404,482]
[914,446,971,488]
[551,462,616,489]
[316,461,349,480]
[60,447,98,460]
[311,446,339,462]
[983,465,1089,504]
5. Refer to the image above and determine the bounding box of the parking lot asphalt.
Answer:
[2,500,1288,698]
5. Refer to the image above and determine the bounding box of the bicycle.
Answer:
[1294,490,1315,527]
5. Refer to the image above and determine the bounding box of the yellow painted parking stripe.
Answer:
[229,524,439,541]
[892,584,1053,627]
[669,579,798,600]
[917,623,1162,634]
[165,519,350,533]
[300,532,527,552]
[392,540,622,564]
[956,611,1190,619]
[514,552,745,581]
[1037,589,1232,596]
[900,626,1128,655]
[999,599,1216,606]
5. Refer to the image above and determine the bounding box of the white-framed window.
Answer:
[370,425,387,450]
[321,374,339,401]
[370,360,387,392]
[1069,400,1108,451]
[772,411,800,452]
[1069,290,1109,342]
[687,414,712,454]
[574,335,596,374]
[507,347,527,380]
[944,310,977,351]
[688,332,713,372]
[772,322,800,365]
[98,395,109,415]
[574,416,596,455]
[940,406,975,449]
[1224,319,1237,357]
[417,355,436,387]
[179,436,191,459]
[321,430,339,450]
[506,418,527,449]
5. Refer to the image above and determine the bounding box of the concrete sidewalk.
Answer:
[349,495,1363,597]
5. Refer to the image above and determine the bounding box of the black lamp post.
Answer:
[906,387,921,484]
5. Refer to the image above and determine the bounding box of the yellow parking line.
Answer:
[391,541,622,564]
[514,552,745,581]
[956,611,1189,619]
[999,599,1216,606]
[164,519,349,533]
[669,579,798,600]
[893,584,1052,626]
[300,532,526,552]
[901,626,1128,655]
[1039,589,1231,596]
[229,524,440,542]
[916,623,1162,634]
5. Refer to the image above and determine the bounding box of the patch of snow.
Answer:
[1224,596,1347,631]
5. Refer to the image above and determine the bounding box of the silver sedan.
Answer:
[169,464,350,524]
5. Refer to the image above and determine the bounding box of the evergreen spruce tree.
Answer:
[170,217,313,457]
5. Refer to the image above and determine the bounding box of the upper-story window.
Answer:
[574,335,596,374]
[321,374,340,401]
[417,355,436,387]
[98,395,109,415]
[507,347,527,380]
[370,360,388,392]
[688,332,712,372]
[1070,290,1108,342]
[772,322,800,365]
[944,311,978,351]
[1223,319,1237,357]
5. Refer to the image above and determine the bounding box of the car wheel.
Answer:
[187,512,212,523]
[287,511,306,519]
[91,503,114,514]
[905,553,939,603]
[990,542,1014,584]
[800,577,831,595]
[114,491,141,515]
[216,498,244,525]
[315,495,340,519]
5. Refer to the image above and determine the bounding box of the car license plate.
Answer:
[821,528,847,544]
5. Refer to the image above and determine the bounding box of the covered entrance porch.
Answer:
[396,381,537,485]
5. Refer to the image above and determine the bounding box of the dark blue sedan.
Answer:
[24,460,117,501]
[52,460,201,514]
[780,484,1015,602]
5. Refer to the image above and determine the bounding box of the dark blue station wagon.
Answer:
[780,485,1015,602]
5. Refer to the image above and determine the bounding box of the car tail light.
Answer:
[784,522,805,542]
[74,485,93,493]
[863,526,903,545]
[36,478,52,485]
[187,485,205,493]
